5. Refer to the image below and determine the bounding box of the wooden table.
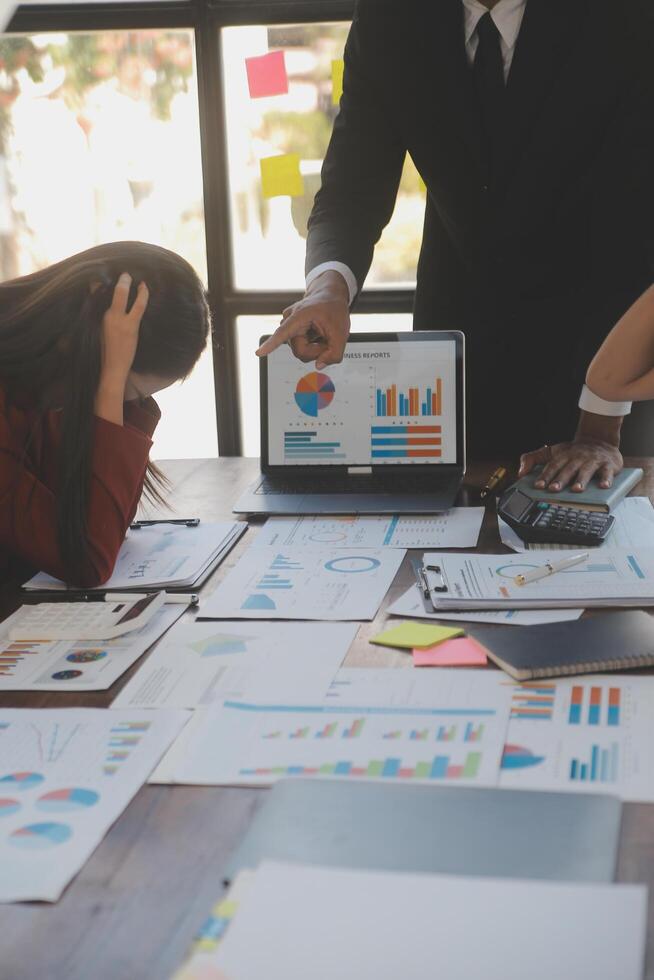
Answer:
[2,457,654,980]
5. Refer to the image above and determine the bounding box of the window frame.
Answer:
[6,0,415,455]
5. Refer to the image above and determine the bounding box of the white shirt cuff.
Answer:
[306,262,358,305]
[578,384,632,417]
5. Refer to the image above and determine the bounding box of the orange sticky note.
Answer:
[260,154,304,199]
[245,50,288,99]
[332,58,344,105]
[413,637,488,668]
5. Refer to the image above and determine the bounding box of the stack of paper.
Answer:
[175,862,646,980]
[387,584,584,625]
[422,550,654,610]
[23,521,246,593]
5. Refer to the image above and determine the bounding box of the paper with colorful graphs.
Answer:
[0,708,188,902]
[162,668,511,788]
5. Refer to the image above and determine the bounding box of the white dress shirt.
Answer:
[305,0,629,418]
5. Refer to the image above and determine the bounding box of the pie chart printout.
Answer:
[9,822,72,849]
[0,798,20,817]
[0,772,44,791]
[294,372,335,417]
[36,788,100,813]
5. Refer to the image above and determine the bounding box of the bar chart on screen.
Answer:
[375,377,443,417]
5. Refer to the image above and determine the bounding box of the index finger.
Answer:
[256,309,321,357]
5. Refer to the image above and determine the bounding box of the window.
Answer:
[2,3,419,457]
[221,23,422,292]
[0,27,217,459]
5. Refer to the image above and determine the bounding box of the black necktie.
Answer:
[473,12,506,182]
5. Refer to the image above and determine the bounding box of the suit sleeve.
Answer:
[0,399,160,587]
[306,0,407,296]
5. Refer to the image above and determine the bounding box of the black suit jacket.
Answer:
[306,0,654,458]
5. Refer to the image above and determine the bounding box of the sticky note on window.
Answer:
[245,50,288,99]
[413,637,489,667]
[332,58,344,105]
[371,621,464,650]
[260,154,304,199]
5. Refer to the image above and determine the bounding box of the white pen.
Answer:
[104,592,199,605]
[514,552,589,587]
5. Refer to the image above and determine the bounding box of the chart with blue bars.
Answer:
[284,431,346,461]
[569,743,619,784]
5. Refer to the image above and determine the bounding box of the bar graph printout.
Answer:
[200,547,405,621]
[499,675,654,802]
[166,669,511,787]
[266,340,458,466]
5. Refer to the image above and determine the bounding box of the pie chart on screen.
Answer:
[294,372,335,417]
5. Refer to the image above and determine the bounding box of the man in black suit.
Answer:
[257,0,654,487]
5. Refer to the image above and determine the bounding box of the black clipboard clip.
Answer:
[130,518,200,529]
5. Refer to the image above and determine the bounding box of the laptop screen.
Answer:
[262,331,464,469]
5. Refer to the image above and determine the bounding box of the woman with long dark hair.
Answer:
[0,241,210,586]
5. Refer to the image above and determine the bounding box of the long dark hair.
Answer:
[0,241,211,583]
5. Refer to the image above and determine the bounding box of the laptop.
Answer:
[233,330,465,515]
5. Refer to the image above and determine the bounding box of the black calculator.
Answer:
[497,487,615,546]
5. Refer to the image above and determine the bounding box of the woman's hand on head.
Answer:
[95,274,148,426]
[100,273,149,387]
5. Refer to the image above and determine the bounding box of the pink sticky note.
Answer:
[245,51,288,99]
[413,637,488,668]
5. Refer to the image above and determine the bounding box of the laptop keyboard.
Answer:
[255,475,440,495]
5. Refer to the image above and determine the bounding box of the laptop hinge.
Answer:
[348,466,373,474]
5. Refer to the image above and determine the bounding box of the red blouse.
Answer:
[0,386,160,587]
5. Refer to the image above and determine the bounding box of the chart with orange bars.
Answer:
[371,425,442,459]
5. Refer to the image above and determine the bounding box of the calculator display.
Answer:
[502,490,532,521]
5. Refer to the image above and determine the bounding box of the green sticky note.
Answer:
[371,621,464,650]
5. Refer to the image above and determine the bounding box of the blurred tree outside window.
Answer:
[0,30,217,460]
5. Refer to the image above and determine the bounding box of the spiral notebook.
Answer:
[470,611,654,680]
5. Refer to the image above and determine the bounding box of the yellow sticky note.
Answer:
[260,153,304,199]
[332,58,344,105]
[371,621,464,650]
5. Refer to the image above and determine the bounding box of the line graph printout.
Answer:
[251,511,484,551]
[200,547,405,621]
[0,708,188,901]
[166,669,511,787]
[499,675,654,802]
[111,621,356,709]
[422,550,654,609]
[267,340,458,466]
